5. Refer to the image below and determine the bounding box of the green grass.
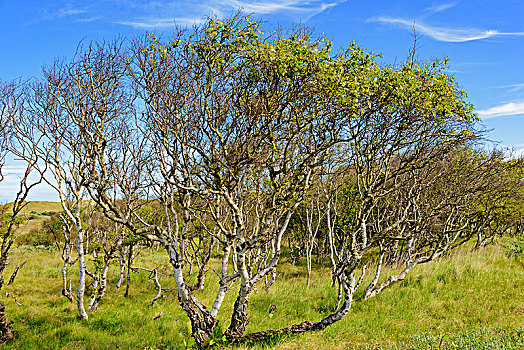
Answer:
[1,240,522,349]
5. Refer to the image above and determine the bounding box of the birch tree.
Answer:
[13,39,133,319]
[0,81,44,341]
[62,16,357,345]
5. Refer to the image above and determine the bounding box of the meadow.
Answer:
[1,233,522,349]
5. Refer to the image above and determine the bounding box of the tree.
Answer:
[52,15,356,345]
[13,39,133,319]
[0,80,44,341]
[236,48,486,341]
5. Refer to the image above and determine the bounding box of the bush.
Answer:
[504,238,524,259]
[18,214,64,247]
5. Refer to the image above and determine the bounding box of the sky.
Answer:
[1,0,523,202]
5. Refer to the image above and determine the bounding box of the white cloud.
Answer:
[117,17,204,28]
[0,164,57,202]
[225,0,339,16]
[77,16,102,23]
[1,165,29,174]
[502,146,524,160]
[495,83,524,93]
[424,3,456,14]
[476,101,524,119]
[58,9,87,17]
[513,147,524,159]
[116,0,345,28]
[30,1,346,29]
[370,17,524,42]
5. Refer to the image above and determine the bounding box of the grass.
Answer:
[0,239,522,349]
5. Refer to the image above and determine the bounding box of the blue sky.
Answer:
[1,0,523,201]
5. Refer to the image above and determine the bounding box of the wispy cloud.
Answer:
[116,0,345,28]
[495,83,524,93]
[77,16,102,23]
[424,3,456,14]
[57,8,87,17]
[26,1,346,29]
[1,165,30,174]
[477,101,524,119]
[370,17,524,42]
[226,0,341,17]
[117,17,204,28]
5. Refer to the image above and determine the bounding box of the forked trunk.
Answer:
[363,261,417,300]
[88,260,110,311]
[179,296,218,346]
[169,248,218,347]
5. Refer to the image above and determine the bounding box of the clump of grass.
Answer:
[364,328,524,350]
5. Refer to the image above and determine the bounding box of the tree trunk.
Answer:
[227,285,250,340]
[76,229,88,319]
[7,261,26,286]
[264,267,276,291]
[166,244,218,347]
[148,269,162,306]
[61,259,73,302]
[116,246,127,290]
[173,264,217,346]
[0,303,13,342]
[0,258,13,342]
[124,245,133,297]
[306,241,312,287]
[364,262,417,300]
[364,250,384,299]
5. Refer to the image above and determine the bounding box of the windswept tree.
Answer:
[0,81,44,341]
[60,16,359,345]
[236,50,487,341]
[13,39,134,319]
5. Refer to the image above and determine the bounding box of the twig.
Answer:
[7,261,26,286]
[3,293,22,306]
[148,269,163,306]
[152,311,163,320]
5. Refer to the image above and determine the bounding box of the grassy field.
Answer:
[0,237,522,349]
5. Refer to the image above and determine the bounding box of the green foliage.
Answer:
[0,213,24,229]
[504,235,524,259]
